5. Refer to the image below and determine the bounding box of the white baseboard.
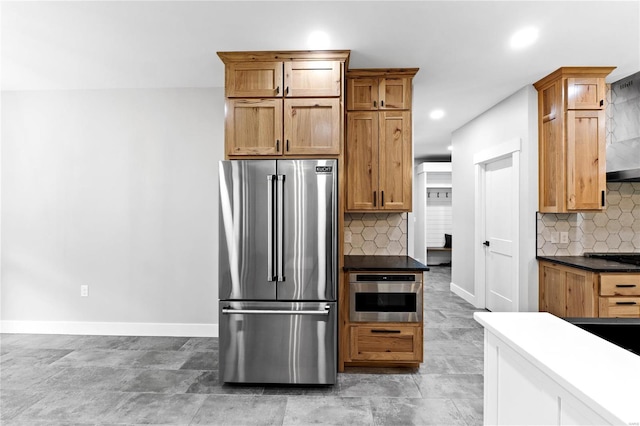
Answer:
[450,281,478,307]
[0,320,218,337]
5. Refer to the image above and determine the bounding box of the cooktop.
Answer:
[585,253,640,266]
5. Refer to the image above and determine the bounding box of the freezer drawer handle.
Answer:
[222,305,331,316]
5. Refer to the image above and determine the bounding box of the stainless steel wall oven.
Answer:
[349,272,423,322]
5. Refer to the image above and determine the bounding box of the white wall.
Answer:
[1,88,224,335]
[451,85,538,311]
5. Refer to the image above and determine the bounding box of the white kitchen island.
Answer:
[474,312,640,426]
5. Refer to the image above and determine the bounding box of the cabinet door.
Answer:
[538,81,565,212]
[539,263,566,316]
[565,268,596,317]
[539,262,597,317]
[283,98,340,155]
[225,62,283,98]
[349,325,422,362]
[225,99,283,156]
[284,61,341,97]
[379,78,411,110]
[347,78,379,110]
[379,111,412,211]
[346,112,378,210]
[566,110,606,210]
[566,77,606,110]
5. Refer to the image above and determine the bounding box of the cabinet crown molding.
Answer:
[533,66,616,90]
[217,50,350,64]
[347,68,419,78]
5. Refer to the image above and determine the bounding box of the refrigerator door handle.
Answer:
[267,175,275,281]
[276,174,285,282]
[222,305,331,316]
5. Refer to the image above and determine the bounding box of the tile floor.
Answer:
[0,266,485,425]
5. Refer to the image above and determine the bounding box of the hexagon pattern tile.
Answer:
[344,213,407,256]
[537,183,640,255]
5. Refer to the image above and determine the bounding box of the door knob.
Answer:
[483,241,490,247]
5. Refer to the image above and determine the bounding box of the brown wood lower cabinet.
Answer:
[339,269,425,369]
[348,324,422,363]
[539,260,640,318]
[539,261,597,317]
[599,274,640,317]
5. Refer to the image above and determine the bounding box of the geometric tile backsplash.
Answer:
[537,182,640,255]
[344,212,407,256]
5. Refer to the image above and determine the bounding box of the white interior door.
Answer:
[484,156,516,312]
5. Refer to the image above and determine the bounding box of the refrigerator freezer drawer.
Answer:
[219,301,337,385]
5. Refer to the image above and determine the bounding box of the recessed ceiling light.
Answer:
[510,26,539,49]
[307,30,330,50]
[430,109,445,120]
[447,145,453,151]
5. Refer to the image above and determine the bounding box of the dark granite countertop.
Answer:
[344,255,429,271]
[537,256,640,273]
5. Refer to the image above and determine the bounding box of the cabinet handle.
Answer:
[373,100,377,108]
[276,86,280,95]
[616,284,637,288]
[370,329,401,334]
[601,191,606,207]
[381,191,385,207]
[276,140,280,152]
[285,86,289,96]
[373,191,377,207]
[600,99,604,107]
[286,140,289,152]
[381,100,384,107]
[615,301,637,305]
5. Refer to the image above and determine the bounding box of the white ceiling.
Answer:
[2,1,639,159]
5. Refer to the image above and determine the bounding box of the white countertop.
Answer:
[474,312,640,426]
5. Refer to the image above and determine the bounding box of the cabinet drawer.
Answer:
[599,297,640,318]
[349,325,422,362]
[600,274,640,296]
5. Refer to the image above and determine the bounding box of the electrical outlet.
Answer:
[551,232,559,243]
[560,232,569,244]
[80,285,89,297]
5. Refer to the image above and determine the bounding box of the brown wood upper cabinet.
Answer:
[347,70,416,111]
[218,51,349,157]
[221,56,342,98]
[534,67,614,213]
[345,69,418,212]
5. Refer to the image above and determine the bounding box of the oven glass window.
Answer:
[355,292,417,312]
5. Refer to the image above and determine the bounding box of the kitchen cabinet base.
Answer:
[343,361,420,369]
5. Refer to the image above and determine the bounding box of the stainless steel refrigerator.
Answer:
[218,159,337,385]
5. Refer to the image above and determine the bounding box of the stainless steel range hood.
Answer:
[607,71,640,182]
